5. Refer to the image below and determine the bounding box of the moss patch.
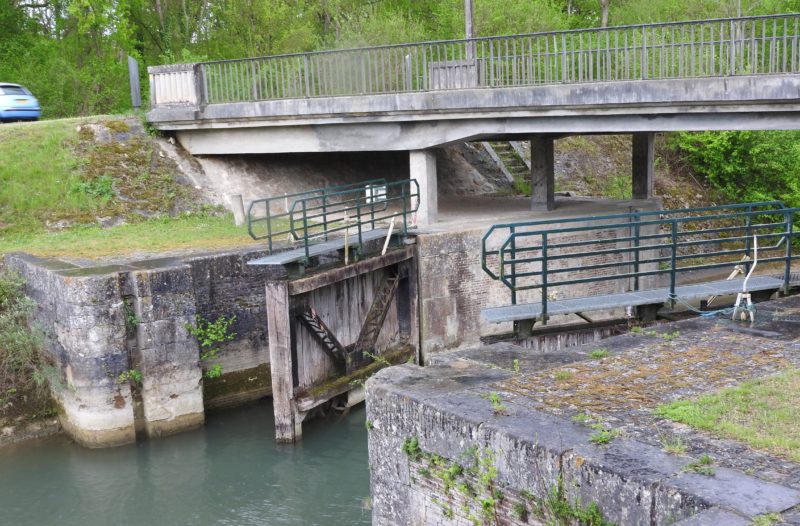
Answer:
[500,325,790,414]
[203,364,271,406]
[300,344,414,401]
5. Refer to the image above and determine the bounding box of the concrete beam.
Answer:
[410,149,438,226]
[632,132,655,200]
[530,136,555,211]
[151,75,800,130]
[174,110,800,155]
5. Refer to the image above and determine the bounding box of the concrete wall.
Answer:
[5,249,276,447]
[183,145,509,216]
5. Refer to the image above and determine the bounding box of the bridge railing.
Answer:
[247,179,386,251]
[150,13,800,107]
[481,202,798,318]
[247,179,419,262]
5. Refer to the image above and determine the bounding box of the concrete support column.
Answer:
[410,149,438,226]
[530,135,555,211]
[632,132,656,199]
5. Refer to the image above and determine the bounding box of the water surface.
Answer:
[0,400,371,526]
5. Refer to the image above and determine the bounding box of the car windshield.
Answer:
[0,86,28,95]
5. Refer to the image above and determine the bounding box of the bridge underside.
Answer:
[148,74,800,224]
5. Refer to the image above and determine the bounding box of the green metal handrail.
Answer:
[289,179,420,262]
[247,179,419,260]
[247,179,386,252]
[481,202,797,321]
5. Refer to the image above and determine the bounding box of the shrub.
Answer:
[0,268,52,419]
[670,131,800,207]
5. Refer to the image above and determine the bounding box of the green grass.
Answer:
[0,116,265,259]
[682,454,715,476]
[0,119,91,233]
[0,213,259,258]
[655,369,800,462]
[752,513,782,526]
[589,347,610,359]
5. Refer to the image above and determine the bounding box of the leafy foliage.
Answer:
[671,131,800,207]
[0,268,52,419]
[186,314,237,379]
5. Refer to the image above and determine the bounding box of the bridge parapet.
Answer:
[148,63,201,107]
[149,13,800,109]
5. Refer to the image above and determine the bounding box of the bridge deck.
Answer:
[247,228,391,266]
[482,276,785,324]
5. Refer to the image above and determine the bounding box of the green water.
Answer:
[0,401,372,526]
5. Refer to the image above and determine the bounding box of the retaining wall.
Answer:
[6,249,274,447]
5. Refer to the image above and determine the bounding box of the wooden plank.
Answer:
[288,246,414,295]
[265,280,300,443]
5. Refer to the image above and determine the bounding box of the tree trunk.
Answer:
[599,0,610,28]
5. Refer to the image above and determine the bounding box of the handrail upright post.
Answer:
[401,184,408,235]
[729,19,736,75]
[322,188,328,241]
[357,198,363,250]
[785,210,793,294]
[541,232,548,325]
[302,200,310,264]
[670,220,678,305]
[510,226,517,305]
[266,201,273,254]
[633,212,641,291]
[369,186,376,230]
[745,206,753,276]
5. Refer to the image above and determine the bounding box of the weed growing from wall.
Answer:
[186,314,237,379]
[400,438,616,526]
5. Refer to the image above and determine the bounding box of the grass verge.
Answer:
[0,213,260,259]
[655,369,800,463]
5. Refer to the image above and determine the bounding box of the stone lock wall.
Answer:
[6,248,275,448]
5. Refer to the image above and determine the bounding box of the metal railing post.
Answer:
[304,55,311,97]
[633,212,641,291]
[744,206,753,276]
[401,183,408,235]
[302,200,310,263]
[266,202,274,254]
[510,226,517,305]
[541,232,548,325]
[785,210,794,293]
[356,198,363,249]
[730,19,737,75]
[322,189,328,241]
[641,25,648,79]
[669,220,678,304]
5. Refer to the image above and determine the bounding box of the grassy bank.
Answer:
[0,213,260,259]
[0,116,261,259]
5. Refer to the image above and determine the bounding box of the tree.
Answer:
[599,0,609,27]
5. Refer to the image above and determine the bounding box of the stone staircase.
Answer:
[485,141,529,184]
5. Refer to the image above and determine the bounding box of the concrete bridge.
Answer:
[147,13,800,222]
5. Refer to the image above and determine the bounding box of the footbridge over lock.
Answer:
[481,201,800,335]
[148,13,800,223]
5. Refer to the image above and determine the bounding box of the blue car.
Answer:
[0,83,41,122]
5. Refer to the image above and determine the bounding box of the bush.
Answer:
[670,131,800,207]
[0,268,51,419]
